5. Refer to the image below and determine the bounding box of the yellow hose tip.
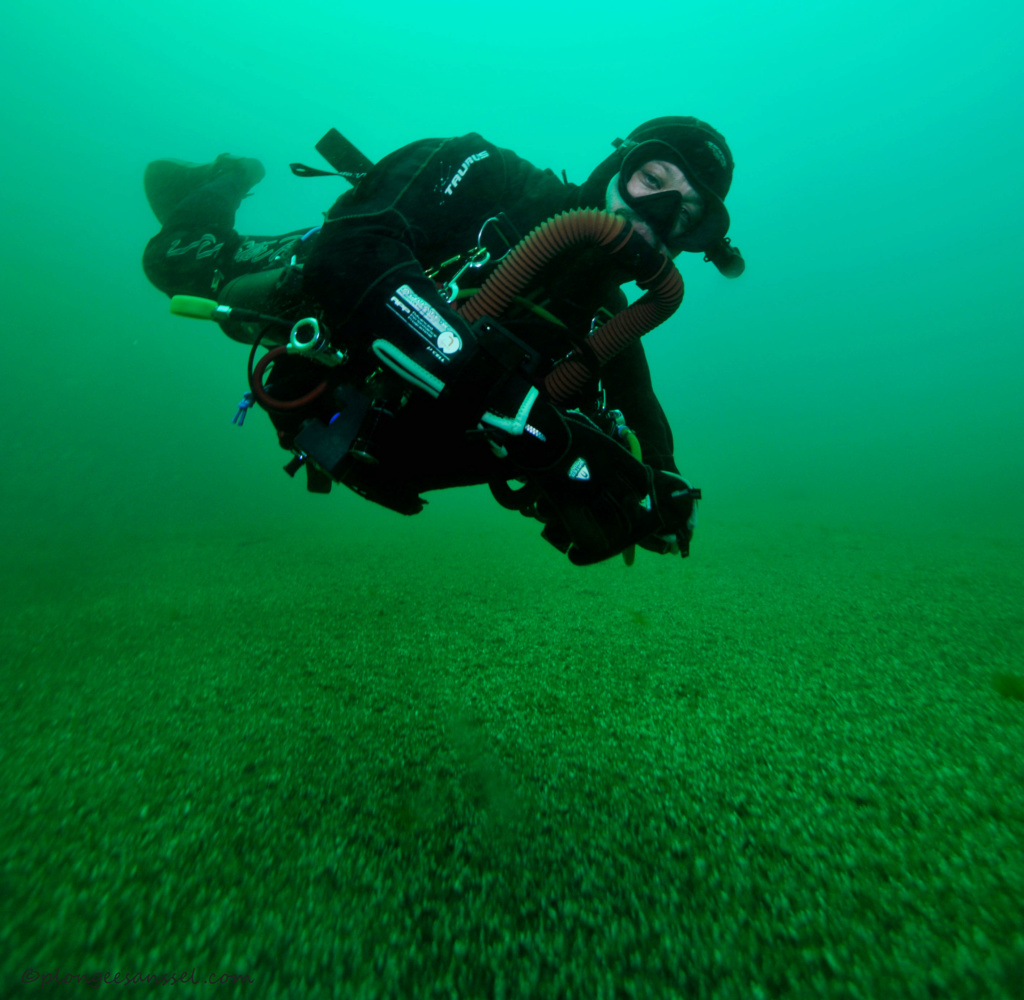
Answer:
[170,295,219,320]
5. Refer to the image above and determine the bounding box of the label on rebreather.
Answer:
[387,284,463,362]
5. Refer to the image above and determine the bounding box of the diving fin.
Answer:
[144,154,265,225]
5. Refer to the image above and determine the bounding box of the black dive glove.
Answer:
[485,393,701,564]
[509,412,700,566]
[638,471,701,557]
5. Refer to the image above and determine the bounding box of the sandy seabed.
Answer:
[2,514,1022,999]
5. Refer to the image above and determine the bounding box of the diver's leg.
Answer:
[141,156,265,298]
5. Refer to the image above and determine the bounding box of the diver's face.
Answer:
[606,159,703,256]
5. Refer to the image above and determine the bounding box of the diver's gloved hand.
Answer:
[513,411,662,566]
[638,470,701,557]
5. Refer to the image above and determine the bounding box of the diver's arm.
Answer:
[600,339,680,474]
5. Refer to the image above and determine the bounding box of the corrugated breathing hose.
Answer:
[456,209,684,404]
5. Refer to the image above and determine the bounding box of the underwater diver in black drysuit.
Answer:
[142,119,744,565]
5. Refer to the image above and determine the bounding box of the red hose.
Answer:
[249,345,327,410]
[456,209,684,404]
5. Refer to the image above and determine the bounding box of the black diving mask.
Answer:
[616,140,702,251]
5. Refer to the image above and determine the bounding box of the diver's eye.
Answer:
[641,171,661,189]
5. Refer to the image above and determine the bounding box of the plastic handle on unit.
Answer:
[170,295,220,320]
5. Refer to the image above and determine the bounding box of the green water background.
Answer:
[2,2,1024,997]
[1,0,1021,558]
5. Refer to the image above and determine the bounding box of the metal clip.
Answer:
[439,246,491,304]
[476,216,515,263]
[589,306,614,336]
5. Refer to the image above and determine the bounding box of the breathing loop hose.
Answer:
[456,209,684,405]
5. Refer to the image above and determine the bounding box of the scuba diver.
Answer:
[141,118,745,565]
